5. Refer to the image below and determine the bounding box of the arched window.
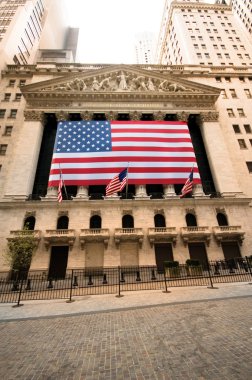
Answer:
[154,214,166,227]
[24,216,35,230]
[217,212,228,226]
[90,215,102,229]
[57,215,69,229]
[122,214,134,228]
[186,213,197,227]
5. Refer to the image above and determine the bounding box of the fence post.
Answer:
[66,270,75,303]
[245,256,252,284]
[116,266,123,297]
[162,268,171,293]
[206,260,218,289]
[12,276,24,308]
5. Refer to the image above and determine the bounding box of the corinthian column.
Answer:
[200,112,243,196]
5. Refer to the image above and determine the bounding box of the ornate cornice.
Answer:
[24,110,44,122]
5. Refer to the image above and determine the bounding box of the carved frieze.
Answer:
[24,110,44,121]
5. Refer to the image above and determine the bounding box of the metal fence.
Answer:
[0,257,251,306]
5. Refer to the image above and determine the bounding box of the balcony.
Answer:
[79,228,110,249]
[148,227,177,247]
[44,229,76,250]
[181,226,211,246]
[213,226,245,245]
[114,228,144,248]
[8,230,41,247]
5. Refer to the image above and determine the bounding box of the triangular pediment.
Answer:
[21,65,220,103]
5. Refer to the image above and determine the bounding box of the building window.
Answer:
[220,90,227,99]
[9,109,17,118]
[238,139,247,149]
[0,109,6,118]
[4,126,13,136]
[244,124,252,133]
[237,108,246,117]
[244,89,252,98]
[230,89,237,98]
[239,77,245,82]
[14,93,22,102]
[8,80,15,87]
[0,144,7,155]
[227,108,235,117]
[246,162,252,173]
[232,124,241,133]
[224,77,231,82]
[19,80,26,87]
[4,93,11,101]
[249,140,252,147]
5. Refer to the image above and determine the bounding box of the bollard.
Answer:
[47,278,53,288]
[151,269,156,280]
[102,274,108,284]
[25,279,31,290]
[136,271,141,282]
[88,275,93,285]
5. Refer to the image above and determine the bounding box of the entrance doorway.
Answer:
[221,242,241,261]
[154,243,174,273]
[188,243,208,269]
[48,246,69,279]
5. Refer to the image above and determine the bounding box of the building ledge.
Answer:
[181,226,211,246]
[148,227,177,247]
[212,226,245,246]
[8,230,41,247]
[44,229,76,250]
[79,229,110,249]
[114,228,144,248]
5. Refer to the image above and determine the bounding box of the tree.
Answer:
[6,227,37,275]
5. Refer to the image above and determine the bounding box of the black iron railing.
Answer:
[0,257,251,306]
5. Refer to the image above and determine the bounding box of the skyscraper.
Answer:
[135,32,156,64]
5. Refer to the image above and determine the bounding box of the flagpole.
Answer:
[59,163,68,200]
[125,163,129,199]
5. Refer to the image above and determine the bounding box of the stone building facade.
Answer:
[0,62,251,276]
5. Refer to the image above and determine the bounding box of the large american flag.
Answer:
[48,120,201,187]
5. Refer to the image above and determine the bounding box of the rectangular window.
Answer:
[215,76,221,82]
[249,140,252,147]
[19,80,26,87]
[15,93,22,102]
[230,89,237,98]
[232,124,241,133]
[220,89,227,99]
[244,124,252,133]
[246,162,252,173]
[239,77,245,82]
[244,89,252,98]
[4,126,13,136]
[0,144,7,155]
[0,109,6,118]
[9,109,17,118]
[225,77,231,82]
[8,80,15,87]
[238,139,247,149]
[237,108,246,117]
[4,93,11,101]
[227,108,235,117]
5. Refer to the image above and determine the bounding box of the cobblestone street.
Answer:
[0,290,251,380]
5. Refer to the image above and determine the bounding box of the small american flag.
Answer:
[180,168,194,198]
[57,175,63,202]
[106,168,128,196]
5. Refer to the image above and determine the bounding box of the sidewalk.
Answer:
[0,281,251,321]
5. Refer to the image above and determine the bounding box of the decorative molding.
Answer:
[105,111,117,120]
[23,110,44,121]
[80,111,92,120]
[129,111,141,120]
[55,111,69,121]
[177,112,190,122]
[58,211,68,217]
[153,111,165,121]
[90,210,101,217]
[200,111,219,122]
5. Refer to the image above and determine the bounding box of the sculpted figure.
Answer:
[91,77,100,91]
[99,76,112,90]
[147,78,156,91]
[158,80,169,92]
[117,71,128,90]
[168,83,186,92]
[134,76,148,91]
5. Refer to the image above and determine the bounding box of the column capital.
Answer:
[24,110,44,122]
[80,111,92,120]
[105,111,117,121]
[129,111,141,121]
[153,111,165,121]
[200,111,219,123]
[176,112,190,122]
[55,111,69,121]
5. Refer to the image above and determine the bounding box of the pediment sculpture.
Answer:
[42,71,193,93]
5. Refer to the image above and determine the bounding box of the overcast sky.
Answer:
[64,0,166,64]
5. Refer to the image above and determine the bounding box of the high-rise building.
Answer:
[156,0,252,66]
[0,0,252,277]
[135,32,156,64]
[231,0,252,40]
[0,0,78,69]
